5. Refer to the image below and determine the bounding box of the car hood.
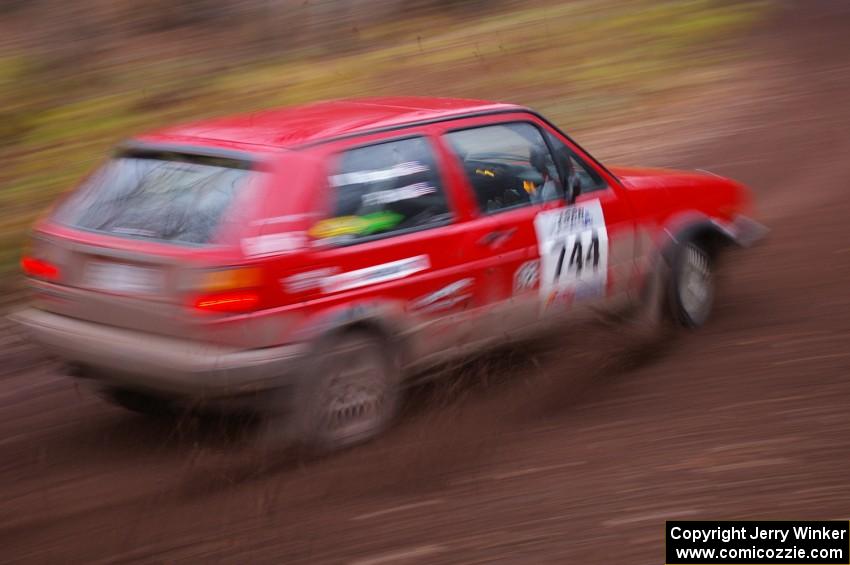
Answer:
[608,166,723,190]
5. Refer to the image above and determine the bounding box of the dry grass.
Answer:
[0,0,769,275]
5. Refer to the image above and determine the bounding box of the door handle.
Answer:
[477,227,517,247]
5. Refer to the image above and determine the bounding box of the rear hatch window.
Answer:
[54,151,258,245]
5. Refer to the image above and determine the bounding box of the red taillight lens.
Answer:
[193,290,260,313]
[21,256,60,280]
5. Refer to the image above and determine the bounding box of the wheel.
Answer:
[101,386,177,417]
[668,242,715,328]
[263,331,400,453]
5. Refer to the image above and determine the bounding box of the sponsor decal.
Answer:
[282,267,340,293]
[242,232,306,257]
[309,216,362,239]
[361,182,436,206]
[545,287,574,309]
[513,259,540,293]
[322,255,430,293]
[410,278,473,312]
[308,211,404,240]
[534,199,609,308]
[329,161,429,187]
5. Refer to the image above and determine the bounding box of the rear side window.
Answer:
[445,122,564,214]
[54,152,259,245]
[311,136,451,243]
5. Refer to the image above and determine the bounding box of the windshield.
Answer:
[54,152,257,245]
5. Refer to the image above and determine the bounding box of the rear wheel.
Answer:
[262,332,400,453]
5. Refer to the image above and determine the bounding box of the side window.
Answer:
[312,136,451,243]
[444,122,564,214]
[544,130,606,193]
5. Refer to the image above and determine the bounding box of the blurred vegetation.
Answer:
[0,0,768,276]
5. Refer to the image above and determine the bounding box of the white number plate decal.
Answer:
[83,262,163,295]
[534,199,609,304]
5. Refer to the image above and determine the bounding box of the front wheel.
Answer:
[627,240,716,340]
[669,242,715,328]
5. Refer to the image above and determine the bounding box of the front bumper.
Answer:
[728,215,768,247]
[8,308,308,398]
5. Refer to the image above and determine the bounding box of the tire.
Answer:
[262,331,400,453]
[668,242,715,328]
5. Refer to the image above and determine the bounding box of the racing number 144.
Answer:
[554,230,600,280]
[534,199,609,300]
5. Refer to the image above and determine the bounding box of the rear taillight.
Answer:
[21,256,60,281]
[190,267,263,313]
[193,290,260,313]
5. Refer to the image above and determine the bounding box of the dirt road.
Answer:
[2,3,849,563]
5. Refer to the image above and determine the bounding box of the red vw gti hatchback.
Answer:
[12,97,763,450]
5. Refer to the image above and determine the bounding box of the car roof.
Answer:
[136,97,524,152]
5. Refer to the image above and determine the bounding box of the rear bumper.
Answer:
[8,308,308,398]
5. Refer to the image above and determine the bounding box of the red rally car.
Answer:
[11,97,764,450]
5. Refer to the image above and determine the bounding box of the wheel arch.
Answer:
[294,301,412,377]
[659,212,738,265]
